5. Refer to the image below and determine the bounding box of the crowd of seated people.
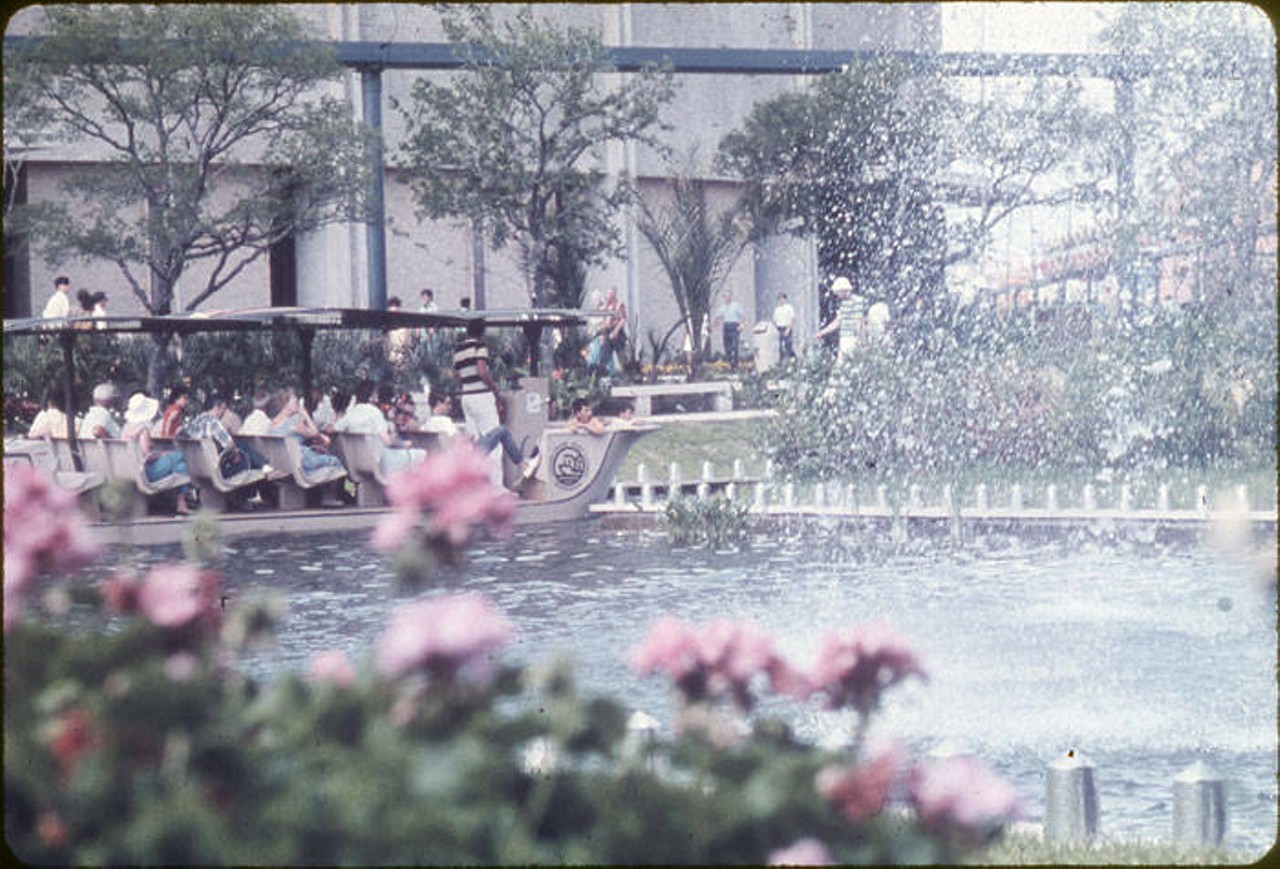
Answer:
[12,341,657,519]
[17,375,591,514]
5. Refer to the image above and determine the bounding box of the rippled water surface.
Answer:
[129,521,1277,856]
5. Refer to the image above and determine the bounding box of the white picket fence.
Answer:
[600,461,1276,527]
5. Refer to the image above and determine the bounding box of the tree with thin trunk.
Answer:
[6,5,374,390]
[394,6,675,309]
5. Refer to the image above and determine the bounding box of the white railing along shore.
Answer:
[601,462,1277,527]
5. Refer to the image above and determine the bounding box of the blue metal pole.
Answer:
[361,67,387,311]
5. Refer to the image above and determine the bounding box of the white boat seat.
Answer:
[176,436,268,511]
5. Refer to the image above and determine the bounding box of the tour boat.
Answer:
[3,307,659,546]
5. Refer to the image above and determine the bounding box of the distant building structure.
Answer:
[3,3,941,357]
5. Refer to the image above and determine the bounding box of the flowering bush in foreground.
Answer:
[4,463,1021,864]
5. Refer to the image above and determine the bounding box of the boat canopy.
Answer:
[3,305,587,337]
[4,306,592,467]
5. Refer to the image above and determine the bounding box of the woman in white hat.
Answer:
[122,392,193,514]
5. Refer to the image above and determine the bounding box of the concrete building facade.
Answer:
[5,3,940,360]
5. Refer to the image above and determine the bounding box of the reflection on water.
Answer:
[119,521,1277,856]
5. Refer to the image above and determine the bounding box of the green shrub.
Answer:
[664,494,751,546]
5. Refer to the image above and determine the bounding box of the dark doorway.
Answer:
[269,233,297,307]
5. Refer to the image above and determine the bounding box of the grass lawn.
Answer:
[617,418,1277,513]
[972,831,1255,865]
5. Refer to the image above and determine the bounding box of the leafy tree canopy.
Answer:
[6,4,374,319]
[394,6,675,308]
[717,55,1100,323]
[1097,3,1277,309]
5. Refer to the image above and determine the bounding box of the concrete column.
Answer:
[1044,751,1099,843]
[1172,761,1226,848]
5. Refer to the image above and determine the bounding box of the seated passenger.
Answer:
[156,384,190,438]
[27,389,69,440]
[238,389,276,436]
[180,393,271,475]
[270,387,344,475]
[391,392,421,434]
[122,392,193,515]
[79,382,122,439]
[335,378,425,475]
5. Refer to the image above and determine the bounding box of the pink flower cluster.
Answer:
[98,563,222,632]
[807,620,927,714]
[375,592,514,683]
[372,438,517,551]
[308,649,357,687]
[4,464,101,630]
[628,616,804,710]
[815,742,907,822]
[907,755,1023,836]
[628,616,925,716]
[812,749,1021,844]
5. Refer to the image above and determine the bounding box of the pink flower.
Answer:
[375,593,514,683]
[137,563,220,630]
[48,707,98,779]
[768,838,834,866]
[99,572,142,615]
[373,439,516,551]
[908,755,1022,835]
[308,649,357,687]
[815,742,907,822]
[807,621,926,714]
[629,616,792,710]
[3,464,101,629]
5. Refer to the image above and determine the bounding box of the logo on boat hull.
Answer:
[550,442,589,489]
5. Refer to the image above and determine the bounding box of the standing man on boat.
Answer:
[453,318,503,439]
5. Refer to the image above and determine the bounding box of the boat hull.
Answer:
[85,424,659,547]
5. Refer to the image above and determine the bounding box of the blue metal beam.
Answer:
[330,41,1149,80]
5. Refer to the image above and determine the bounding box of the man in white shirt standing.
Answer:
[773,292,797,361]
[42,276,72,319]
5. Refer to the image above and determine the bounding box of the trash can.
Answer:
[753,320,778,372]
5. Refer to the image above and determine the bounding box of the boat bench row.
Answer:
[4,432,438,514]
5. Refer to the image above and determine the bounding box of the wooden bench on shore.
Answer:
[609,381,733,416]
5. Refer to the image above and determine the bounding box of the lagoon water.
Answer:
[137,519,1276,857]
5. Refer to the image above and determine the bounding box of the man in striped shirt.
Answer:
[452,318,503,440]
[813,275,866,359]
